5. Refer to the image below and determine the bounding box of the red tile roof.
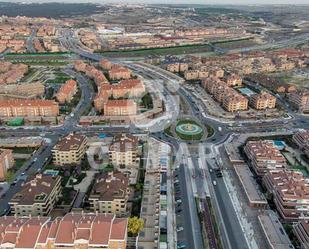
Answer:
[0,213,127,248]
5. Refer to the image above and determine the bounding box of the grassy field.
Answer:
[14,159,27,169]
[97,44,212,57]
[5,52,73,57]
[5,158,27,183]
[45,70,74,84]
[5,147,36,154]
[10,59,69,66]
[213,37,257,50]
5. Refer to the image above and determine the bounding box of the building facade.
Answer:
[244,140,286,176]
[293,130,309,157]
[89,171,129,216]
[294,220,309,249]
[56,79,77,104]
[103,100,137,116]
[263,170,309,221]
[109,134,139,168]
[9,174,62,216]
[52,133,88,166]
[0,99,59,117]
[0,149,14,181]
[0,213,127,249]
[289,90,309,113]
[250,92,276,110]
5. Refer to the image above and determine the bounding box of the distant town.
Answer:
[0,2,308,249]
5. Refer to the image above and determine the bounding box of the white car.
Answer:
[176,227,184,232]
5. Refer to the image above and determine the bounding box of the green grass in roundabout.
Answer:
[175,119,204,141]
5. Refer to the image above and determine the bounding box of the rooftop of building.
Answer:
[0,99,58,107]
[245,140,286,161]
[104,99,136,107]
[52,133,87,152]
[109,133,138,152]
[258,210,294,249]
[265,170,309,200]
[234,164,267,204]
[9,174,61,205]
[0,212,127,248]
[90,171,129,201]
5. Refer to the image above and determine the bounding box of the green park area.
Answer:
[45,71,73,84]
[97,43,212,57]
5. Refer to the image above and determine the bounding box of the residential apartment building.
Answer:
[0,149,14,181]
[0,213,127,249]
[183,70,199,80]
[294,220,309,249]
[0,82,45,98]
[165,62,188,73]
[289,90,309,113]
[52,133,88,166]
[183,69,209,80]
[109,134,139,168]
[244,140,286,176]
[166,63,179,73]
[263,170,309,221]
[100,59,113,70]
[9,174,61,216]
[104,99,137,116]
[293,130,309,157]
[250,92,277,110]
[89,171,130,216]
[56,79,77,104]
[223,73,242,87]
[108,66,131,80]
[223,94,248,112]
[74,60,109,86]
[203,77,248,112]
[94,78,145,111]
[0,99,59,117]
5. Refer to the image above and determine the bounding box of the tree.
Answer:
[128,216,144,236]
[6,171,15,183]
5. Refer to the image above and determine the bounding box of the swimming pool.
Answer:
[238,87,256,97]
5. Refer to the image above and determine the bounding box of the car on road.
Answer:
[177,242,186,249]
[176,227,184,232]
[216,172,223,178]
[176,208,182,213]
[213,180,217,186]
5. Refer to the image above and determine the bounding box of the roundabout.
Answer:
[176,122,203,137]
[170,119,207,141]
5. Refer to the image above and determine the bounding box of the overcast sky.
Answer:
[4,0,309,4]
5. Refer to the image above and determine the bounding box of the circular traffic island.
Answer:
[175,119,204,141]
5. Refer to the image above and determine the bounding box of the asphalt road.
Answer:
[175,164,204,249]
[207,158,250,249]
